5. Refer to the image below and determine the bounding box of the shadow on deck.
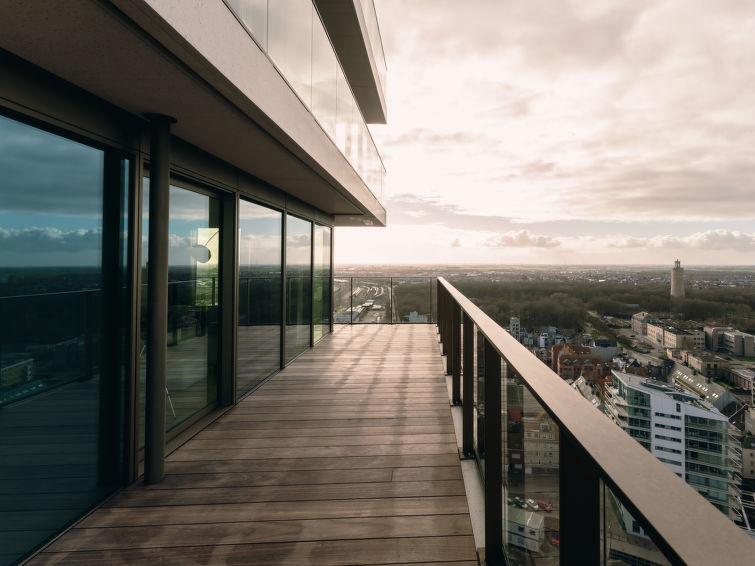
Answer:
[31,325,478,565]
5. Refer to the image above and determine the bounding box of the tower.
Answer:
[671,259,685,298]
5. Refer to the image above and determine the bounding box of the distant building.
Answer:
[722,330,755,358]
[671,259,685,298]
[510,316,520,341]
[604,370,739,518]
[743,436,755,481]
[683,351,728,378]
[552,344,613,387]
[631,311,651,335]
[729,367,755,391]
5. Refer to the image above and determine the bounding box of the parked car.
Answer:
[536,499,552,512]
[526,498,539,511]
[513,497,527,509]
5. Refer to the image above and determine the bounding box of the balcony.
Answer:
[18,279,755,565]
[224,0,386,202]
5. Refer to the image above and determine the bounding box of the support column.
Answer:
[144,113,175,485]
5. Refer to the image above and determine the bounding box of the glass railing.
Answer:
[223,0,385,202]
[436,278,755,565]
[333,277,436,324]
[358,0,387,94]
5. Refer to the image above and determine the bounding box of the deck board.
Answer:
[31,325,478,565]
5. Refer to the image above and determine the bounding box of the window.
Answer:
[140,180,222,441]
[0,113,129,563]
[237,199,282,398]
[285,214,312,362]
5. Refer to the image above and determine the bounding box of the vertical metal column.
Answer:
[462,312,474,456]
[484,339,503,565]
[280,211,287,367]
[451,301,461,403]
[560,435,600,565]
[219,192,238,407]
[144,113,175,485]
[329,227,334,334]
[310,222,315,347]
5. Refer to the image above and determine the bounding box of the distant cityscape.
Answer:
[335,261,755,547]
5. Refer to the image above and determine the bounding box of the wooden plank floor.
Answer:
[31,325,478,566]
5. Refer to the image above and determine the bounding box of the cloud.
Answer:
[485,230,561,248]
[386,194,517,231]
[0,227,101,252]
[608,230,755,251]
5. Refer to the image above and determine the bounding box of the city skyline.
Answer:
[336,0,755,265]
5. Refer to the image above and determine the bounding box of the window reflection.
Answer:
[0,114,127,565]
[238,200,282,398]
[140,181,221,447]
[313,224,331,343]
[285,214,312,362]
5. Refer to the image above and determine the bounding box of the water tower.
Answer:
[671,259,685,298]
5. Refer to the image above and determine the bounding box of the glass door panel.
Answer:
[285,214,311,363]
[237,200,282,398]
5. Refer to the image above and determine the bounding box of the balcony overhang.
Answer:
[314,0,387,124]
[0,0,385,227]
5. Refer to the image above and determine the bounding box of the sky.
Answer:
[335,0,755,266]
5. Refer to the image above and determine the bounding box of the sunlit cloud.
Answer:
[485,230,561,249]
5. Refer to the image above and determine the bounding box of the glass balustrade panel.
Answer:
[350,278,391,324]
[600,480,672,565]
[503,367,561,564]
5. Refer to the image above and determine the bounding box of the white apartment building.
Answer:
[604,370,739,518]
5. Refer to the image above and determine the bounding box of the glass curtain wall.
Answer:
[285,214,312,363]
[237,199,282,398]
[0,114,128,565]
[313,224,331,343]
[140,181,221,447]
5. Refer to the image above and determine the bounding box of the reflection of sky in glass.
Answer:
[239,200,282,267]
[0,114,103,266]
[142,181,219,268]
[286,214,312,267]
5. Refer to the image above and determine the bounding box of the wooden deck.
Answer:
[31,325,478,565]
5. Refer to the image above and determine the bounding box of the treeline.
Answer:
[448,279,755,332]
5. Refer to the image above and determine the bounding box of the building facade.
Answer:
[604,371,738,518]
[0,1,387,563]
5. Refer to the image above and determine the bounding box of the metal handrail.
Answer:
[437,277,754,565]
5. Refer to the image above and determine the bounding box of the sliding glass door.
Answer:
[0,114,129,565]
[237,199,282,398]
[285,214,312,363]
[140,180,221,445]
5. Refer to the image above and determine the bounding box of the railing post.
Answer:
[462,311,474,456]
[483,338,503,565]
[451,301,461,403]
[560,434,600,566]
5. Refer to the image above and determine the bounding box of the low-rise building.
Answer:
[632,311,651,335]
[729,367,755,391]
[683,351,729,378]
[722,330,755,358]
